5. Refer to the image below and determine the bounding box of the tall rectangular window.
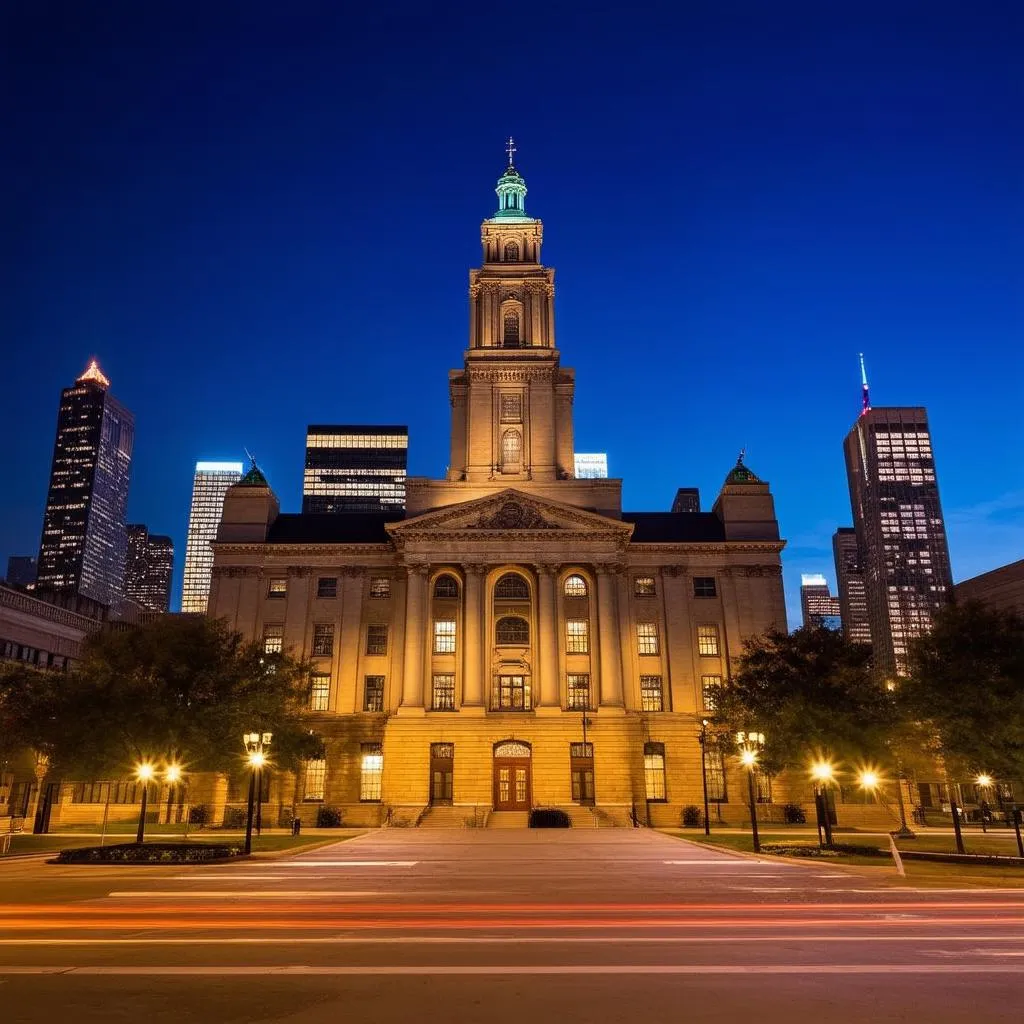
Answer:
[262,624,283,655]
[309,672,330,711]
[701,674,723,712]
[312,623,334,657]
[566,619,589,654]
[755,770,773,804]
[364,675,385,712]
[706,749,727,802]
[360,743,383,801]
[433,619,456,654]
[366,624,388,655]
[634,576,656,597]
[268,578,287,599]
[566,673,590,710]
[697,624,720,656]
[693,577,717,598]
[369,577,391,599]
[644,742,666,801]
[640,675,664,712]
[637,622,659,655]
[494,675,531,711]
[432,673,455,710]
[317,577,338,599]
[303,759,326,801]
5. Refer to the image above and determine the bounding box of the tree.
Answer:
[901,601,1024,782]
[37,615,321,777]
[0,661,63,765]
[714,626,899,775]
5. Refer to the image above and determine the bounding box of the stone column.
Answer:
[596,565,624,707]
[462,565,485,708]
[400,565,428,710]
[536,565,558,707]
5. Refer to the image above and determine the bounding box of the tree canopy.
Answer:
[901,601,1024,782]
[713,625,898,775]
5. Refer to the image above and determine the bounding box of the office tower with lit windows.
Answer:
[181,461,243,612]
[36,361,134,607]
[832,527,872,644]
[843,406,953,675]
[125,525,174,612]
[302,426,408,513]
[799,573,841,629]
[5,556,37,588]
[573,453,608,479]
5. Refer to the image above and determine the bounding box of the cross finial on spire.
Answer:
[505,136,516,167]
[737,447,746,465]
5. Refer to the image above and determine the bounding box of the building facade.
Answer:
[955,559,1024,617]
[832,527,872,644]
[799,573,841,629]
[125,525,174,613]
[302,425,408,514]
[208,156,792,828]
[5,556,37,589]
[36,361,134,607]
[181,461,243,613]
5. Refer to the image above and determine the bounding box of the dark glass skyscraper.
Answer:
[302,425,408,514]
[36,361,134,607]
[832,527,871,644]
[843,406,952,675]
[125,524,173,612]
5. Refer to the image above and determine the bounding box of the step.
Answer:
[554,805,600,828]
[418,806,476,828]
[487,811,530,829]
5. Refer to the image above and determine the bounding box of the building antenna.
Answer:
[858,353,871,415]
[244,446,257,469]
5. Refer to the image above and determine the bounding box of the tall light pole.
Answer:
[243,731,272,855]
[698,719,711,836]
[736,730,765,854]
[164,762,182,828]
[975,774,993,833]
[811,761,835,849]
[134,762,155,844]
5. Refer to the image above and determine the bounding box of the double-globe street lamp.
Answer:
[736,730,765,854]
[243,731,272,855]
[810,761,835,849]
[133,761,183,844]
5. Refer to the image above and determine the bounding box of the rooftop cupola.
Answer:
[493,137,530,221]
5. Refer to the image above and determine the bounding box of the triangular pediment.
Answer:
[386,489,634,540]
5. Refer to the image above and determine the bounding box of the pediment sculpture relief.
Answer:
[470,500,560,531]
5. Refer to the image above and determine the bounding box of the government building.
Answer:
[207,153,790,828]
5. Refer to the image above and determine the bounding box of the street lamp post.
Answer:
[811,761,835,849]
[736,731,765,854]
[975,774,993,834]
[243,731,272,855]
[947,779,966,855]
[698,719,711,836]
[165,762,182,828]
[134,762,155,844]
[892,758,916,839]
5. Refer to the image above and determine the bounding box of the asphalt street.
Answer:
[1,828,1023,1022]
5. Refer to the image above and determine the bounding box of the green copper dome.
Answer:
[725,452,763,485]
[493,137,530,220]
[238,461,269,487]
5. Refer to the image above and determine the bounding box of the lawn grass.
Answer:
[4,831,358,857]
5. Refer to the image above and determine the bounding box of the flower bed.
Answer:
[759,842,890,859]
[54,842,245,864]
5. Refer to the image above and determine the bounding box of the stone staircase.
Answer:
[556,805,599,828]
[418,805,475,828]
[487,811,530,829]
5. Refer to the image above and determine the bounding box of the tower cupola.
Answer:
[493,137,529,220]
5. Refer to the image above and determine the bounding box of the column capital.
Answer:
[406,564,431,578]
[464,563,489,576]
[533,564,558,577]
[595,561,625,577]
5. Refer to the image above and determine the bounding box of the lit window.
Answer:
[369,577,391,599]
[634,576,656,597]
[500,429,522,468]
[317,577,338,599]
[500,394,522,423]
[697,624,720,656]
[504,241,520,261]
[496,616,529,645]
[312,623,334,657]
[495,573,529,600]
[494,675,531,710]
[564,574,588,597]
[360,744,383,801]
[364,675,384,712]
[701,674,723,712]
[566,619,589,654]
[366,624,388,655]
[756,770,772,804]
[262,624,283,655]
[432,673,455,710]
[693,577,717,598]
[567,674,590,709]
[706,749,727,801]
[637,622,659,656]
[640,675,663,711]
[309,672,330,711]
[303,759,326,801]
[434,619,457,654]
[268,578,287,599]
[433,574,459,599]
[503,310,520,346]
[644,742,666,801]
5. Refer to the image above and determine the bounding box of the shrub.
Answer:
[782,803,807,824]
[316,806,344,828]
[55,842,243,864]
[187,804,210,826]
[681,805,703,828]
[529,808,570,828]
[222,806,247,829]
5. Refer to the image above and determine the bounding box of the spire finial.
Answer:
[505,136,516,167]
[858,353,871,415]
[737,447,746,466]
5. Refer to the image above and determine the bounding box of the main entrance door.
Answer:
[430,743,454,805]
[570,742,595,805]
[493,740,532,811]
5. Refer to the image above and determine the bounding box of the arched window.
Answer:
[563,574,588,598]
[496,616,529,645]
[433,574,459,599]
[504,241,520,262]
[494,572,529,600]
[503,310,520,347]
[501,429,522,469]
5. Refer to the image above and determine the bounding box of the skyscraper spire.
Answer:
[859,353,871,415]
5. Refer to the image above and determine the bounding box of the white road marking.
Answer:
[271,860,417,867]
[169,874,328,881]
[661,860,789,866]
[739,887,795,892]
[105,891,383,899]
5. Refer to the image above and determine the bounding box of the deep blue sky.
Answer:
[3,1,1022,621]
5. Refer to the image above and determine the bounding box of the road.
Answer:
[2,828,1023,1022]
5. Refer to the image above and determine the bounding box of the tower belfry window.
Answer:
[501,430,522,470]
[504,241,519,261]
[503,310,520,347]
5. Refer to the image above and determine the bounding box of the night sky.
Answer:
[3,1,1022,621]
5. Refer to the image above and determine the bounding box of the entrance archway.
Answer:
[493,740,532,811]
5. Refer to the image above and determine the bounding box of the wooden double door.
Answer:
[430,743,454,805]
[493,758,531,811]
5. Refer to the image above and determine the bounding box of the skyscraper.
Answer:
[302,426,408,513]
[125,525,174,612]
[799,573,841,629]
[843,405,953,675]
[5,556,37,588]
[573,453,608,479]
[832,527,871,644]
[181,461,243,613]
[36,361,134,607]
[671,488,701,513]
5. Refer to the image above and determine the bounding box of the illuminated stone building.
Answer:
[208,151,790,827]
